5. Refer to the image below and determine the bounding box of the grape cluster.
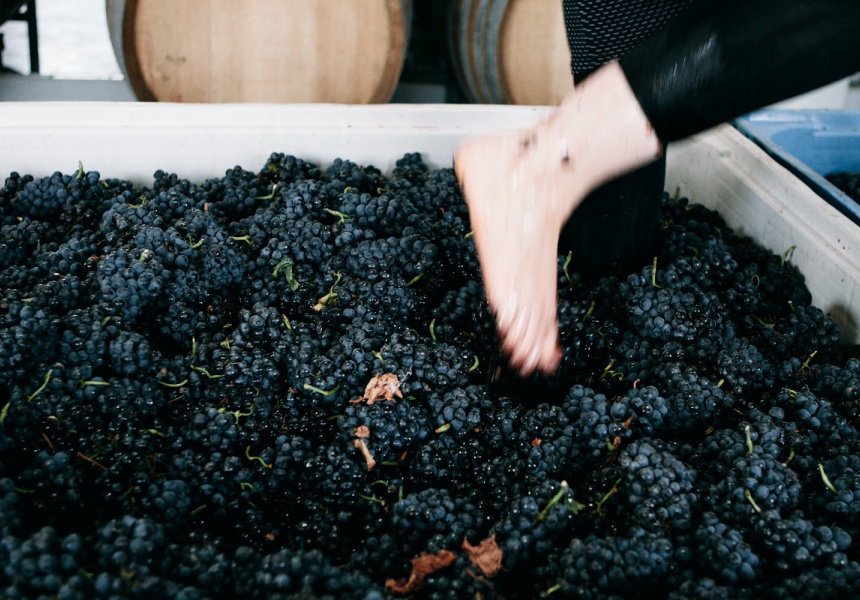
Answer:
[616,439,697,532]
[695,511,759,583]
[2,154,860,598]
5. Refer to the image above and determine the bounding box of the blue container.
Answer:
[733,109,860,226]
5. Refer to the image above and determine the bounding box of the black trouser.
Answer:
[559,0,695,278]
[559,0,860,277]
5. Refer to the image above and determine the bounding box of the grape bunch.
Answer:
[1,153,860,599]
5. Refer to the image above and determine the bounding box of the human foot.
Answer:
[454,126,577,376]
[455,62,662,376]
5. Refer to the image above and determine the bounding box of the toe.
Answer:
[510,310,544,377]
[502,333,526,372]
[537,329,562,374]
[518,343,542,378]
[501,309,530,364]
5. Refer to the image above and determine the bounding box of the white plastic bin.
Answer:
[1,102,858,342]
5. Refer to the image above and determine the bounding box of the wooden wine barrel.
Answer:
[105,0,412,103]
[448,0,573,105]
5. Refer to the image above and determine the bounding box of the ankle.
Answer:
[555,61,662,193]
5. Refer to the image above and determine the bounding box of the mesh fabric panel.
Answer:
[563,0,697,81]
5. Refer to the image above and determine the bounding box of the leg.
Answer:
[455,62,662,376]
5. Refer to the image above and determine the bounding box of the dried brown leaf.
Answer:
[353,438,376,470]
[353,373,403,405]
[385,549,457,595]
[462,534,503,579]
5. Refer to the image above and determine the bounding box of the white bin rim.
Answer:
[0,102,553,182]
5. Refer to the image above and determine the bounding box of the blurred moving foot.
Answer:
[455,62,662,377]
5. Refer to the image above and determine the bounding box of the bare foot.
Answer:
[455,129,578,375]
[455,62,662,377]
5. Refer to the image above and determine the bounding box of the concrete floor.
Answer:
[0,0,135,100]
[1,0,121,77]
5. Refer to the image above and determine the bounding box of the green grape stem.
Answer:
[435,422,452,434]
[219,405,254,425]
[323,208,349,224]
[313,272,342,309]
[599,360,623,382]
[80,380,111,388]
[245,445,272,469]
[537,481,570,521]
[303,383,341,397]
[158,379,188,388]
[745,425,754,456]
[782,447,796,468]
[562,251,572,283]
[582,300,595,322]
[594,478,621,517]
[255,183,278,200]
[128,195,148,209]
[358,493,386,506]
[744,489,763,513]
[749,314,774,328]
[819,463,838,494]
[651,257,662,288]
[191,366,224,379]
[27,369,53,402]
[800,351,818,372]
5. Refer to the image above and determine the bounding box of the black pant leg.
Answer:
[560,0,695,278]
